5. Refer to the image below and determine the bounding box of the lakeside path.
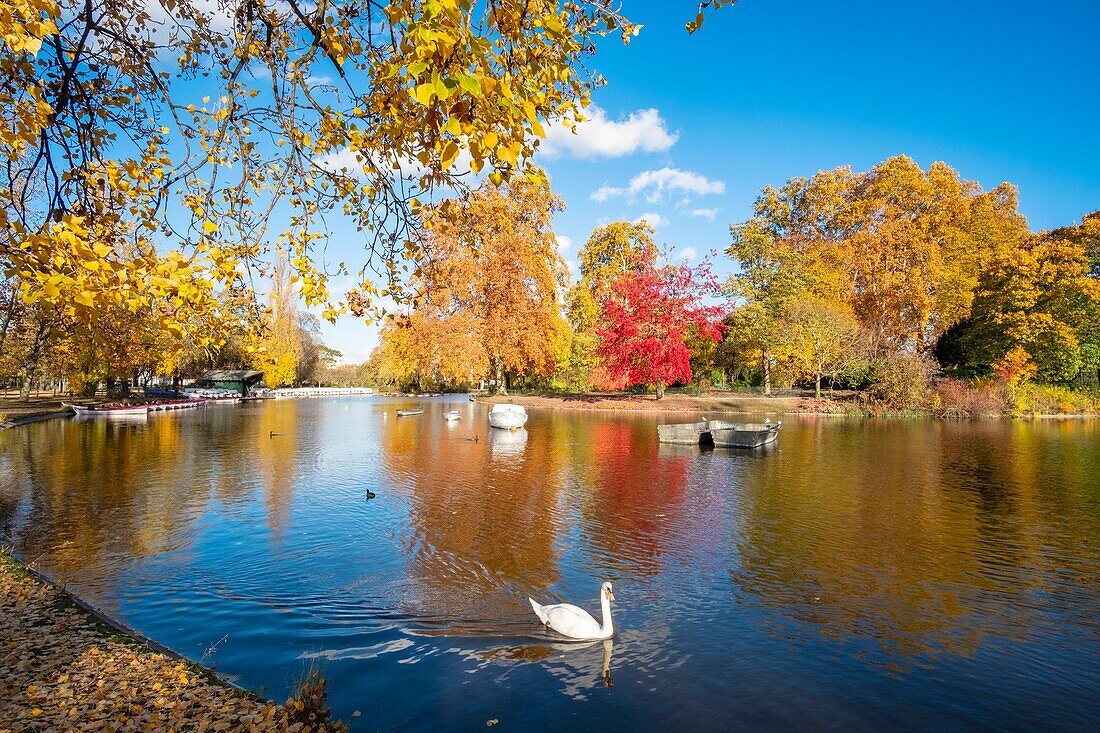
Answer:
[0,552,344,732]
[0,393,73,429]
[474,391,840,415]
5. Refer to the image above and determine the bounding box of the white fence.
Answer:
[274,387,374,398]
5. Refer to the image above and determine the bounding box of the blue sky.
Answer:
[319,0,1100,362]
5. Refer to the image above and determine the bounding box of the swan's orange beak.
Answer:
[607,588,615,601]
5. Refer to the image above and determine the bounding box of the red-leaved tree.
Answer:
[596,257,725,399]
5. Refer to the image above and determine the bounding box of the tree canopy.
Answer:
[0,0,645,339]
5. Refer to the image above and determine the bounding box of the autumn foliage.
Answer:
[596,257,724,399]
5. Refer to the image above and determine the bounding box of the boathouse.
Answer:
[198,369,265,396]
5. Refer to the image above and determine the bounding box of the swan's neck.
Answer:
[600,593,614,637]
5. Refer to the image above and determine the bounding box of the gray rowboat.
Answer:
[707,419,781,448]
[657,421,710,445]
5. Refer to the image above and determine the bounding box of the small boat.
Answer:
[64,402,149,417]
[147,399,202,411]
[708,419,781,448]
[488,403,527,430]
[396,407,425,417]
[657,421,710,445]
[444,410,461,421]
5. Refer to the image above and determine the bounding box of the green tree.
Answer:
[774,298,864,399]
[724,218,810,394]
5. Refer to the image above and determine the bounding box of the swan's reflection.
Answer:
[471,637,614,694]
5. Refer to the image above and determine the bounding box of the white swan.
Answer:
[529,582,615,640]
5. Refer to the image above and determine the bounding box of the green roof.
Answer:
[200,370,264,381]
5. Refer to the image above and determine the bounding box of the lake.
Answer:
[1,397,1098,731]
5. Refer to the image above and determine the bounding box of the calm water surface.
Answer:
[1,398,1098,731]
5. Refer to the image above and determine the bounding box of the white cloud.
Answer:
[540,106,678,159]
[590,167,724,204]
[591,184,624,202]
[315,146,476,180]
[634,212,667,229]
[315,147,370,176]
[555,235,573,252]
[678,247,698,262]
[690,207,718,221]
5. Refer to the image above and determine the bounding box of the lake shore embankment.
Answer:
[0,550,345,732]
[473,390,1100,418]
[474,391,834,415]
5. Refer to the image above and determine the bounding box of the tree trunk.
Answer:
[0,285,18,354]
[762,350,772,396]
[493,356,508,396]
[18,320,49,402]
[815,372,821,399]
[655,379,665,400]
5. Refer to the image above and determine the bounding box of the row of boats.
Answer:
[63,394,241,417]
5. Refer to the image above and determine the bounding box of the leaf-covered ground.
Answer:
[0,553,345,732]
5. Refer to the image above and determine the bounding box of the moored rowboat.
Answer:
[396,407,425,416]
[488,403,527,430]
[707,419,781,448]
[63,402,149,417]
[657,421,710,445]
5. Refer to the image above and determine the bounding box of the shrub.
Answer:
[933,378,1008,418]
[1013,383,1100,415]
[866,352,939,411]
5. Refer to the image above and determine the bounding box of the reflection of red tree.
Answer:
[584,420,689,576]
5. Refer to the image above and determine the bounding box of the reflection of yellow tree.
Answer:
[730,418,1100,666]
[0,415,238,588]
[254,400,300,539]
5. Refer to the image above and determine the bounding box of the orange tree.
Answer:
[377,179,567,393]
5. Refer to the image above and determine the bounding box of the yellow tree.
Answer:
[962,236,1100,383]
[0,0,648,335]
[744,156,1029,354]
[253,252,301,388]
[371,315,420,390]
[774,298,864,399]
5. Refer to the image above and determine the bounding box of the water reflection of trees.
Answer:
[730,418,1100,666]
[565,417,691,579]
[0,409,271,583]
[386,407,566,622]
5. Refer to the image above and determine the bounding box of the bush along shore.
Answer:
[0,551,346,732]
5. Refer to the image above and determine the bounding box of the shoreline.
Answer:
[0,550,345,731]
[475,392,809,414]
[471,391,1100,419]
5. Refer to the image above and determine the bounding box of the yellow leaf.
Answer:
[202,221,218,234]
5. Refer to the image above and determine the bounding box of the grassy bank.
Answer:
[0,391,74,428]
[0,550,345,732]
